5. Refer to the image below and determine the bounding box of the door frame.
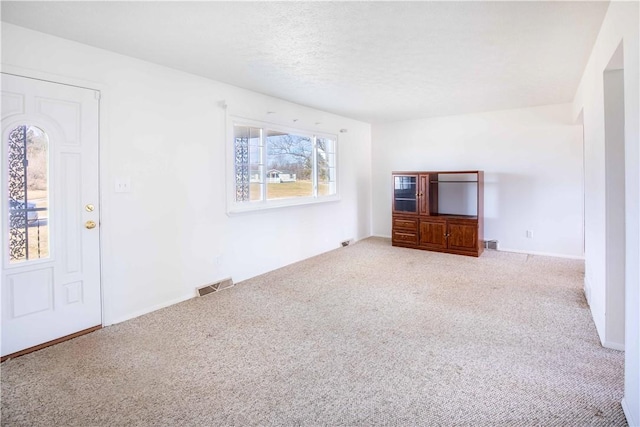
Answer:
[2,65,108,328]
[602,44,626,351]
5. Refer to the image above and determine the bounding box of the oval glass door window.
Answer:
[7,125,50,264]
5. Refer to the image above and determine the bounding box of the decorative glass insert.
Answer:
[317,137,337,196]
[265,130,313,200]
[8,125,50,264]
[234,125,262,202]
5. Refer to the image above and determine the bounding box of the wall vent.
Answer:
[197,278,234,297]
[484,240,499,250]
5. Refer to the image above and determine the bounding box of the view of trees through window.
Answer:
[233,123,337,205]
[265,131,313,199]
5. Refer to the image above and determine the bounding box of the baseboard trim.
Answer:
[622,398,639,427]
[497,247,585,260]
[105,292,194,326]
[372,239,584,260]
[1,325,102,362]
[584,276,592,306]
[603,340,625,351]
[371,234,392,239]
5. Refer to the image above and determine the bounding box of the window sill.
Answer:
[227,194,340,215]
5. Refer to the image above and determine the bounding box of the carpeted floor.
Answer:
[0,237,626,426]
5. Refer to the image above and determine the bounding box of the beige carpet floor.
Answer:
[0,237,626,426]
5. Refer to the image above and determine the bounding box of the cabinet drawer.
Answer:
[392,231,418,245]
[393,217,418,231]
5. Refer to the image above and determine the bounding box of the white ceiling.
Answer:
[1,1,609,123]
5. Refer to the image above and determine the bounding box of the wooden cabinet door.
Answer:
[447,221,478,252]
[418,174,429,215]
[419,219,447,249]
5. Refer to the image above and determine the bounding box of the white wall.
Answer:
[603,68,626,348]
[371,104,584,258]
[1,23,372,325]
[571,1,639,425]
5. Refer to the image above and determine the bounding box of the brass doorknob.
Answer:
[85,220,97,229]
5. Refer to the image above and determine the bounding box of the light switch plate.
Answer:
[115,178,131,193]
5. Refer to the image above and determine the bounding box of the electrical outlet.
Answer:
[526,230,534,238]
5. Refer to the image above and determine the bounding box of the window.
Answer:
[7,125,50,263]
[232,121,337,211]
[316,136,336,196]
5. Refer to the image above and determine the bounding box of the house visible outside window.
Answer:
[232,121,338,211]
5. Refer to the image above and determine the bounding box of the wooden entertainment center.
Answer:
[391,171,484,257]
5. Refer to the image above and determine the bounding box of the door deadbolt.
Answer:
[85,204,95,212]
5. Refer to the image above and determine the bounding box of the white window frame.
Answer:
[227,117,339,214]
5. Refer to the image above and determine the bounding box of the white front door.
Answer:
[1,73,101,357]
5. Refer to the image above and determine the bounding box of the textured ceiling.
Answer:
[1,1,609,123]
